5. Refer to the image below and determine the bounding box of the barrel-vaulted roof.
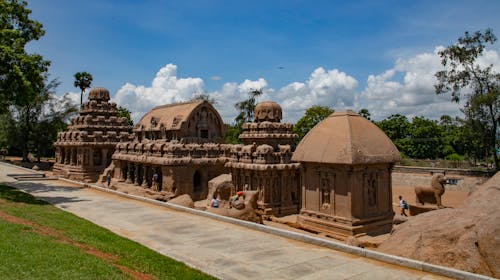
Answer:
[292,110,401,165]
[134,100,220,131]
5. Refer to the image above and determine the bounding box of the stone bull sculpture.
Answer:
[414,173,447,207]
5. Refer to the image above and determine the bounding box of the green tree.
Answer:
[376,114,411,157]
[407,116,443,159]
[358,108,371,120]
[226,89,263,143]
[0,0,50,113]
[117,106,134,132]
[74,71,93,108]
[439,115,465,159]
[190,93,216,104]
[31,92,78,161]
[234,89,263,127]
[293,105,334,140]
[224,124,241,144]
[435,28,500,169]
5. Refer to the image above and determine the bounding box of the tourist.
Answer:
[230,191,245,209]
[399,195,408,216]
[106,174,111,187]
[152,172,159,189]
[210,193,220,208]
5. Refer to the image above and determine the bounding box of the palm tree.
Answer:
[74,72,93,108]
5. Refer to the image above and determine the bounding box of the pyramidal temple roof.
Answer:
[292,110,401,164]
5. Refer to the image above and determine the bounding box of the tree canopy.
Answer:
[435,28,500,169]
[225,89,263,143]
[293,105,334,140]
[0,0,50,113]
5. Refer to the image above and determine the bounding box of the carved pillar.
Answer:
[142,166,149,188]
[120,162,126,182]
[64,148,70,164]
[70,148,76,165]
[134,164,140,186]
[126,162,133,184]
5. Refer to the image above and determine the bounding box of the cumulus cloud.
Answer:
[277,67,359,121]
[113,64,205,121]
[110,47,499,124]
[357,47,461,120]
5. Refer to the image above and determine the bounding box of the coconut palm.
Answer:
[74,72,93,108]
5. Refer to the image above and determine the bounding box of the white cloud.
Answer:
[109,47,499,125]
[357,47,462,120]
[112,64,204,122]
[277,67,359,121]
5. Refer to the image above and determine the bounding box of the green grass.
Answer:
[0,184,216,280]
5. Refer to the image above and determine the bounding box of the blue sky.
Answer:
[27,0,500,123]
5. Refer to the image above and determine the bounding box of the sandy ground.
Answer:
[391,185,470,215]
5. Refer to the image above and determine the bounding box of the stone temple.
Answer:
[226,101,301,217]
[53,87,133,182]
[54,90,401,238]
[292,110,401,238]
[108,99,229,201]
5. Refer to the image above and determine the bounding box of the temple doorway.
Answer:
[193,170,202,193]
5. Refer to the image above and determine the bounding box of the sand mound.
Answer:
[378,172,500,277]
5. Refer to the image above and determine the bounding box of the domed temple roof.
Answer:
[292,110,401,165]
[254,101,282,123]
[88,87,110,102]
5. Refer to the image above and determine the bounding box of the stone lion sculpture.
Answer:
[414,173,447,207]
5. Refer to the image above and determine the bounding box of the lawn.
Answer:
[0,184,216,280]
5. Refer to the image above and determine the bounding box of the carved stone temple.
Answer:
[226,101,301,217]
[109,100,229,201]
[53,87,133,182]
[292,110,401,238]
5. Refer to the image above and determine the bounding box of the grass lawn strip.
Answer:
[0,210,152,280]
[0,184,215,280]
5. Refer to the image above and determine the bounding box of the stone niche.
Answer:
[292,110,401,238]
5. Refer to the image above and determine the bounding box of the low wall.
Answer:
[392,166,492,192]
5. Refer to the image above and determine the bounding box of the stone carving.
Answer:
[53,87,133,182]
[207,190,262,223]
[206,174,233,208]
[414,173,447,207]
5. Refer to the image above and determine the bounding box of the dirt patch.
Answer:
[0,210,153,280]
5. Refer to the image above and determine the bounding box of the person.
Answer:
[210,193,220,208]
[230,191,244,209]
[106,174,111,187]
[152,172,159,190]
[399,195,408,216]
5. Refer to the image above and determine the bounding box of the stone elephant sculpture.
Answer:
[207,190,262,223]
[414,173,447,207]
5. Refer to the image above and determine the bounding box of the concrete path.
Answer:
[0,163,447,280]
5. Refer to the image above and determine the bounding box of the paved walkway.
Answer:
[0,163,447,280]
